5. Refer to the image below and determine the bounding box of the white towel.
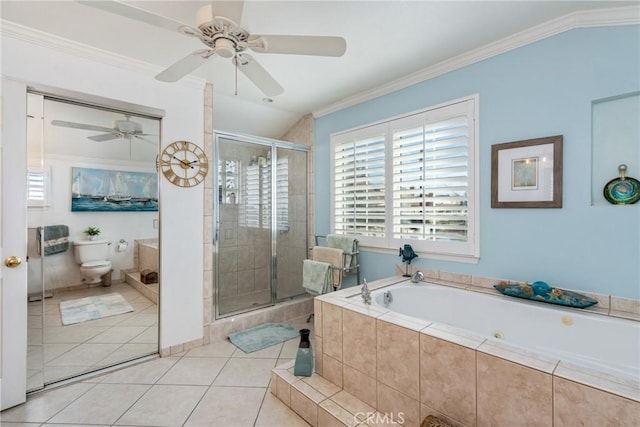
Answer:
[302,259,333,296]
[312,246,344,289]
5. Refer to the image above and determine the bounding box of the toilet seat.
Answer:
[82,261,111,269]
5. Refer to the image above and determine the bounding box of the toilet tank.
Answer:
[73,239,111,264]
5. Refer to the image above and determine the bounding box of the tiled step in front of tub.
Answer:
[124,271,158,304]
[271,361,400,427]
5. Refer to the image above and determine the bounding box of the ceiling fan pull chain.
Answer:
[234,55,239,96]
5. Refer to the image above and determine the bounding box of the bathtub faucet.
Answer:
[383,291,393,307]
[361,279,371,305]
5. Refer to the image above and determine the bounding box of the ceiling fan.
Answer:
[51,116,157,144]
[78,1,347,97]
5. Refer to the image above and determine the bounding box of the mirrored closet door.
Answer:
[26,93,160,391]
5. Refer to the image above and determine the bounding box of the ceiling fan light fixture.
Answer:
[115,119,141,134]
[214,38,236,58]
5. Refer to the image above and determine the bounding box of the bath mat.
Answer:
[60,293,134,326]
[228,323,299,353]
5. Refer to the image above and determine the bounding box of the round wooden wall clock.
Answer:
[160,140,209,187]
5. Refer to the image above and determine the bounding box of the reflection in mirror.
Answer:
[26,94,160,391]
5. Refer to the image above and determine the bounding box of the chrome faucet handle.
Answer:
[361,279,372,305]
[411,270,424,283]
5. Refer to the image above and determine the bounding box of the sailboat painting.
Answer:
[71,167,158,212]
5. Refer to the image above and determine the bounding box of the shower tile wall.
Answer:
[219,204,271,299]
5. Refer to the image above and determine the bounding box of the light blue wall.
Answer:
[314,25,640,298]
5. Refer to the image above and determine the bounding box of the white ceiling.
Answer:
[2,1,637,138]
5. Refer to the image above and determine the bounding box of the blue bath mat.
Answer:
[228,323,299,353]
[60,293,134,325]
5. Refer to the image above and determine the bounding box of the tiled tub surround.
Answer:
[276,275,640,426]
[370,282,639,381]
[122,239,159,304]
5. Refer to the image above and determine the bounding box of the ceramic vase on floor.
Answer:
[293,328,313,376]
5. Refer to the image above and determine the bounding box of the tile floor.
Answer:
[27,282,158,391]
[2,316,314,427]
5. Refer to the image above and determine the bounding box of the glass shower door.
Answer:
[275,146,308,300]
[217,138,273,316]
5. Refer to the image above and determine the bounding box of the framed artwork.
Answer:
[491,135,563,208]
[71,167,158,212]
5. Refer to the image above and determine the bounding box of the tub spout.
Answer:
[383,290,393,307]
[361,279,371,305]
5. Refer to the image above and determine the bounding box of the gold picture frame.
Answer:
[491,135,563,208]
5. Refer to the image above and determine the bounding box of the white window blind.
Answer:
[330,96,478,259]
[333,124,387,239]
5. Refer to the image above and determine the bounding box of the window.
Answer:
[331,95,479,259]
[27,168,51,207]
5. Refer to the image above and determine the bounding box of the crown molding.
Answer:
[313,5,640,118]
[0,20,206,90]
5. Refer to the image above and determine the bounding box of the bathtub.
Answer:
[372,282,639,381]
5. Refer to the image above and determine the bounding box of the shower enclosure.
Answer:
[214,132,308,318]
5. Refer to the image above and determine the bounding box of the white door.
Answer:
[0,78,29,410]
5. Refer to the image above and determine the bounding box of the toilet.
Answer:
[73,239,112,284]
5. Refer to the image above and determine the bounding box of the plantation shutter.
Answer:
[392,106,470,242]
[276,156,289,232]
[333,125,386,238]
[330,96,477,258]
[28,171,45,202]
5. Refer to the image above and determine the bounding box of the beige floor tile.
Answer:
[115,384,207,427]
[0,423,43,427]
[184,339,236,358]
[213,358,277,387]
[116,313,158,327]
[255,391,311,427]
[43,326,108,344]
[184,386,266,426]
[47,343,122,367]
[43,343,78,363]
[280,338,301,359]
[44,366,93,383]
[0,382,94,423]
[27,346,43,370]
[157,357,227,385]
[87,326,148,344]
[48,384,149,425]
[99,357,180,384]
[127,325,158,344]
[95,343,158,367]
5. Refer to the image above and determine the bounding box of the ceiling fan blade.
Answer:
[77,0,202,36]
[235,54,284,97]
[197,1,245,28]
[133,136,158,145]
[248,35,346,57]
[155,49,216,82]
[88,133,120,142]
[51,120,115,133]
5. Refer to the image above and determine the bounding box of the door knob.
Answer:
[4,256,22,268]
